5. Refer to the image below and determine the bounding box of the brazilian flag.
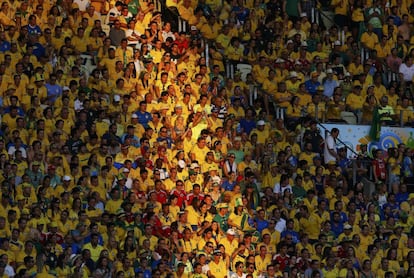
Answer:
[369,106,381,142]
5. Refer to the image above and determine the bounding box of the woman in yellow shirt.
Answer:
[286,96,303,121]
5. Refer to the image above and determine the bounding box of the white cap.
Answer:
[62,86,70,91]
[286,40,294,44]
[344,72,351,77]
[301,41,308,47]
[190,163,200,169]
[295,60,302,66]
[131,114,138,119]
[123,168,130,173]
[326,68,333,74]
[178,160,186,169]
[257,120,265,126]
[190,26,197,31]
[300,12,307,17]
[114,95,121,102]
[275,58,285,63]
[289,71,299,78]
[63,175,71,181]
[334,40,341,46]
[226,228,237,236]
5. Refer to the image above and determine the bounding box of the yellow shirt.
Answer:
[208,260,227,278]
[360,32,379,50]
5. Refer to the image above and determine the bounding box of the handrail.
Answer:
[316,121,359,157]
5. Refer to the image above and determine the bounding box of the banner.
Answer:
[322,124,414,157]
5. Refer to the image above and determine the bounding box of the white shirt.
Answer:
[274,218,286,233]
[7,146,27,159]
[273,183,293,195]
[5,264,15,277]
[73,0,90,11]
[324,134,337,164]
[399,63,414,82]
[105,7,121,25]
[125,29,141,45]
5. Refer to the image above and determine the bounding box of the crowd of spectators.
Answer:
[1,0,414,277]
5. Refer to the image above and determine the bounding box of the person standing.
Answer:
[324,128,339,164]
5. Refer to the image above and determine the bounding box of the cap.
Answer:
[344,72,351,77]
[226,228,236,236]
[63,86,70,91]
[211,107,220,113]
[275,58,285,63]
[311,72,319,78]
[301,41,308,47]
[334,40,341,46]
[208,164,219,172]
[213,249,222,255]
[216,203,229,209]
[50,222,58,228]
[190,163,200,169]
[289,71,298,78]
[63,175,71,181]
[190,26,197,31]
[178,160,186,169]
[48,165,56,171]
[286,40,294,45]
[344,224,352,230]
[175,104,183,109]
[326,69,333,74]
[257,120,265,126]
[301,12,307,17]
[22,208,30,215]
[114,95,121,102]
[295,60,302,66]
[16,195,25,201]
[34,73,44,82]
[235,197,243,207]
[123,168,130,173]
[131,114,138,119]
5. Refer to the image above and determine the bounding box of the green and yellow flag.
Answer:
[369,106,381,142]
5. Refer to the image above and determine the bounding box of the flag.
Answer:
[369,106,381,142]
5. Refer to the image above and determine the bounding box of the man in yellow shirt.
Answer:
[218,229,238,257]
[82,233,104,262]
[200,15,221,41]
[360,23,379,50]
[208,249,227,278]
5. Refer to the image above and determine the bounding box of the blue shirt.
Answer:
[304,79,320,95]
[240,119,256,135]
[330,221,344,238]
[281,230,300,244]
[222,180,237,191]
[323,79,338,98]
[121,133,140,148]
[0,41,10,52]
[255,218,269,233]
[45,83,62,102]
[27,24,42,35]
[135,111,152,128]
